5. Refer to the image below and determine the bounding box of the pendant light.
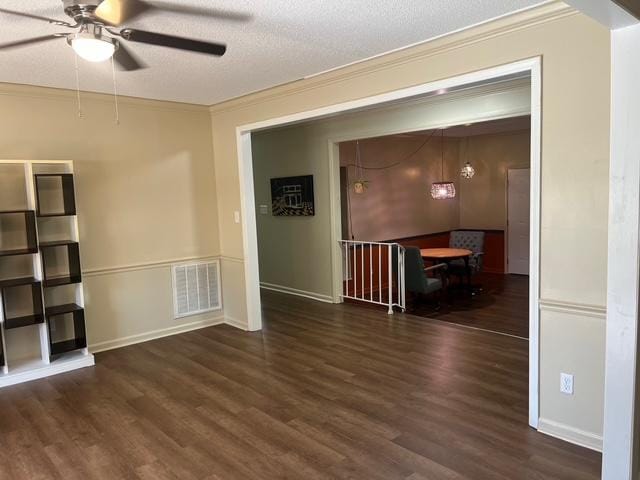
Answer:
[460,131,475,179]
[352,140,369,194]
[460,161,475,179]
[430,129,456,200]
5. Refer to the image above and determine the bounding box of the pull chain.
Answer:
[111,55,120,125]
[73,53,83,118]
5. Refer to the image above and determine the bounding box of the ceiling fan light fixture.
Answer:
[69,33,118,62]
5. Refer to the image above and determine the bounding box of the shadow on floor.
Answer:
[409,273,530,338]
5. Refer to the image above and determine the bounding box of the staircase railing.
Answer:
[339,240,405,314]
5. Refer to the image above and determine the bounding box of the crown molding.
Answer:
[0,82,210,114]
[208,1,576,115]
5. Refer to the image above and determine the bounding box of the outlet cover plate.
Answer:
[560,373,574,395]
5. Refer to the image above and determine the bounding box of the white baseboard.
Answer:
[89,315,225,353]
[538,418,603,452]
[224,316,249,331]
[260,282,335,303]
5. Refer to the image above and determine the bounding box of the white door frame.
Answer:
[236,57,542,428]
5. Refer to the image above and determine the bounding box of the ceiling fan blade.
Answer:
[122,29,226,57]
[0,35,63,51]
[114,43,146,71]
[95,0,153,26]
[0,8,70,25]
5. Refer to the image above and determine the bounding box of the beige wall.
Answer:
[459,130,531,230]
[339,129,531,241]
[0,84,221,351]
[210,3,610,445]
[252,125,335,300]
[340,135,461,241]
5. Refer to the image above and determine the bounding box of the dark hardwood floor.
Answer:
[410,273,530,338]
[0,290,600,479]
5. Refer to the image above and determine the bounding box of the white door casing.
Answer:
[507,168,531,275]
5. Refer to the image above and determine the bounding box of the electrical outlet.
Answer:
[560,373,574,395]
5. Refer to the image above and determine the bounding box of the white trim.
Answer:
[239,59,539,134]
[83,255,219,277]
[0,352,94,389]
[235,57,542,431]
[602,22,640,480]
[219,255,245,264]
[224,316,249,331]
[236,130,262,332]
[89,314,225,353]
[538,418,603,452]
[539,299,607,319]
[528,59,542,429]
[0,83,209,112]
[260,282,335,304]
[329,141,344,303]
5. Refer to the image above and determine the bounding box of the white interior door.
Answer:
[507,168,530,275]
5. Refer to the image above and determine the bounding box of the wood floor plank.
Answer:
[0,289,601,479]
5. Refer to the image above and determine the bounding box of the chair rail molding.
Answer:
[83,255,221,277]
[539,299,606,319]
[259,282,335,304]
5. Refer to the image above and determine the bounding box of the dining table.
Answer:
[420,247,473,287]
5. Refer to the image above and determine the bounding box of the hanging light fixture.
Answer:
[460,131,475,179]
[430,129,456,200]
[460,161,475,179]
[351,140,370,194]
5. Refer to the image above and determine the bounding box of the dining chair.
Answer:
[401,246,448,310]
[448,230,485,289]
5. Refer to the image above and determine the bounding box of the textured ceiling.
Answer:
[0,1,546,105]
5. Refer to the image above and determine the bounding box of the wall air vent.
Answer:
[172,260,222,318]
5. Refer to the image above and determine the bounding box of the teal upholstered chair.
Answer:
[402,247,447,309]
[448,230,485,286]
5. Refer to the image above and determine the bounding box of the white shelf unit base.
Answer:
[0,350,94,388]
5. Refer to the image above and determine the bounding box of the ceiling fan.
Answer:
[0,0,228,70]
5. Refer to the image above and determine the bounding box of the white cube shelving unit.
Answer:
[0,160,94,388]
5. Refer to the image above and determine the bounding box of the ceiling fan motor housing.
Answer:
[62,0,102,21]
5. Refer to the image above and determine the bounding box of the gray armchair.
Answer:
[402,247,447,309]
[448,230,485,284]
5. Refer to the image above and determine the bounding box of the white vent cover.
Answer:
[172,260,222,318]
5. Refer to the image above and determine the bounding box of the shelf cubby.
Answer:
[34,174,76,217]
[0,280,44,330]
[45,304,86,358]
[41,242,82,288]
[0,211,37,257]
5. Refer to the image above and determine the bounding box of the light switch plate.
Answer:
[233,211,240,223]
